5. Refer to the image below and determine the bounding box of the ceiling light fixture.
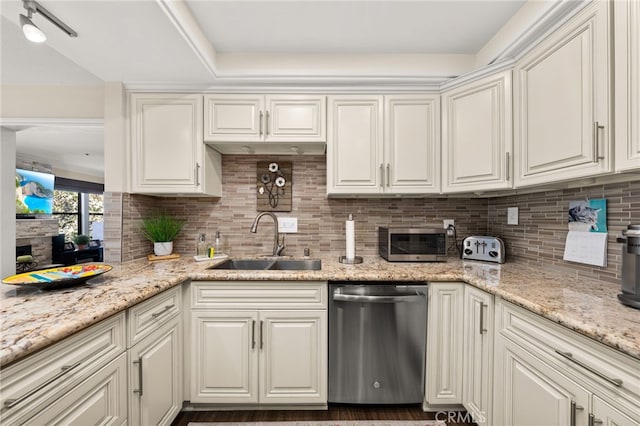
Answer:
[20,0,78,43]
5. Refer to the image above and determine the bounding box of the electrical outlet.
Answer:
[443,219,455,235]
[507,207,519,225]
[278,217,298,233]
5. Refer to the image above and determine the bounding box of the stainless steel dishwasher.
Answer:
[328,282,428,404]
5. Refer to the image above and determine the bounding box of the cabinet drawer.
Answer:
[127,286,181,347]
[497,299,640,404]
[0,312,126,425]
[191,281,327,309]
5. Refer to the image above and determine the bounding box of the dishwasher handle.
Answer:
[332,290,425,303]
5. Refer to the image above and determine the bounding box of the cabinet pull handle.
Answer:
[195,163,200,186]
[251,320,256,349]
[571,401,584,426]
[259,111,263,136]
[260,320,264,350]
[151,304,175,319]
[265,111,270,136]
[593,121,605,161]
[589,413,603,426]
[379,164,384,187]
[133,358,143,396]
[505,152,510,181]
[555,350,623,387]
[479,302,488,334]
[3,362,81,409]
[386,164,390,187]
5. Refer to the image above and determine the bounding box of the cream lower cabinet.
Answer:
[127,286,183,426]
[189,281,328,406]
[514,0,611,187]
[425,282,464,406]
[441,71,512,193]
[327,95,440,195]
[128,318,182,426]
[461,286,494,425]
[614,0,640,172]
[494,298,640,425]
[0,313,127,426]
[130,93,221,196]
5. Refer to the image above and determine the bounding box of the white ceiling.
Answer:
[1,0,532,180]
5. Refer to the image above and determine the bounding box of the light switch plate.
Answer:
[507,207,519,225]
[278,217,298,233]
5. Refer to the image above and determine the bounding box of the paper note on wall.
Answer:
[563,231,607,267]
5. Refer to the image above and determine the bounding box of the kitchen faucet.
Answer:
[250,211,285,256]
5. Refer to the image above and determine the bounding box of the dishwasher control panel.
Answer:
[461,236,505,264]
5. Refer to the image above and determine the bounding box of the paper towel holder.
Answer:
[338,255,363,264]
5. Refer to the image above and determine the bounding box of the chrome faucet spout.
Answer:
[250,211,285,256]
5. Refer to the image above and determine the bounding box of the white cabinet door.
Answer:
[462,286,494,425]
[442,71,513,193]
[266,95,326,142]
[190,311,258,403]
[259,310,327,404]
[514,0,611,187]
[592,395,640,426]
[327,96,384,194]
[493,335,590,426]
[130,93,221,196]
[204,94,326,143]
[425,282,464,406]
[129,317,182,426]
[24,354,128,426]
[384,95,440,194]
[614,0,640,172]
[204,94,265,142]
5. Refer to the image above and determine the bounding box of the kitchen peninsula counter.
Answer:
[1,255,638,367]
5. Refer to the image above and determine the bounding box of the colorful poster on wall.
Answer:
[567,198,607,233]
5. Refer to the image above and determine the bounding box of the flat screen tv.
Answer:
[15,168,55,216]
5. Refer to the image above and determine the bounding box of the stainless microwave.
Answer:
[378,227,447,262]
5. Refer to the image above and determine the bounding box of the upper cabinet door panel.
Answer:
[615,0,640,172]
[131,94,202,191]
[514,0,611,187]
[204,95,264,142]
[327,96,384,194]
[385,95,440,193]
[442,71,512,192]
[266,96,326,142]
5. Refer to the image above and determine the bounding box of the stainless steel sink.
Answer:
[270,259,322,270]
[209,258,321,271]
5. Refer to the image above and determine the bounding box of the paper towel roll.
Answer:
[345,214,355,260]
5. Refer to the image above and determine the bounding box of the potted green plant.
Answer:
[141,211,186,256]
[73,234,91,250]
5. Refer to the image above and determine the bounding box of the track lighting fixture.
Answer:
[20,0,77,43]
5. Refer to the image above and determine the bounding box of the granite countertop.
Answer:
[1,255,639,367]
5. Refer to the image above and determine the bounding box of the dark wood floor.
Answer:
[171,405,476,426]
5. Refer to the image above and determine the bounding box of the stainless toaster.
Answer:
[461,236,505,264]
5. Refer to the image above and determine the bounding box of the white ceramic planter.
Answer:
[153,242,173,256]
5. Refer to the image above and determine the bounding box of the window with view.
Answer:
[52,178,104,242]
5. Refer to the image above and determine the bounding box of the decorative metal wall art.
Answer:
[256,161,292,212]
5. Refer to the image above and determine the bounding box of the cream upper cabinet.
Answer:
[130,93,221,196]
[514,0,611,187]
[204,94,326,143]
[442,71,512,193]
[327,94,440,195]
[614,0,640,172]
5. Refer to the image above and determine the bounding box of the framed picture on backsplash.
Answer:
[568,198,607,233]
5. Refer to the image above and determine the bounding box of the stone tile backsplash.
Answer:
[106,155,639,284]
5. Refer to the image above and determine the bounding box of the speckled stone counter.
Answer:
[1,255,638,367]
